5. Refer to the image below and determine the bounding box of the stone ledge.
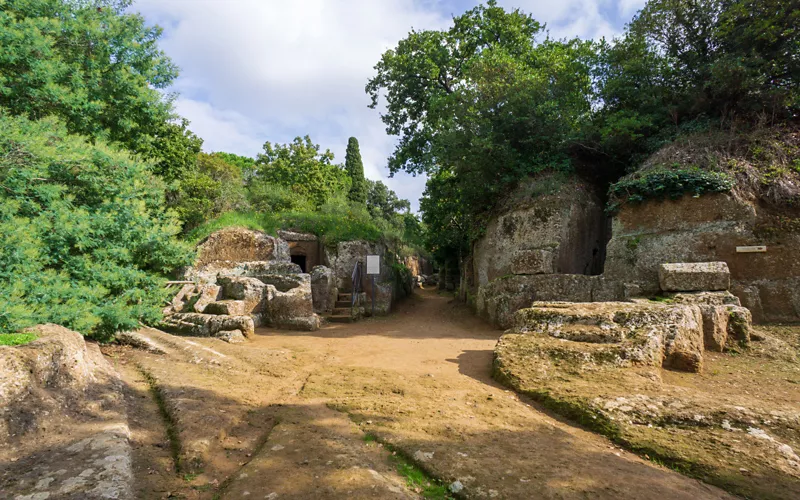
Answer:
[659,262,731,292]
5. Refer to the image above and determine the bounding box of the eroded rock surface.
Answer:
[0,325,133,500]
[511,301,706,372]
[659,262,731,292]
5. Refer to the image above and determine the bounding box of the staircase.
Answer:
[325,292,359,323]
[324,261,364,324]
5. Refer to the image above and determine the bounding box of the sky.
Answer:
[136,0,646,212]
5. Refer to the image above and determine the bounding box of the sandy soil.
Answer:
[106,289,734,499]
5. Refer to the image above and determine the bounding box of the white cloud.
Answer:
[136,0,634,211]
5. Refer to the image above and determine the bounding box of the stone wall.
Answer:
[604,193,800,323]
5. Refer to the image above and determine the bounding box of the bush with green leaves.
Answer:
[608,166,735,212]
[0,112,193,339]
[247,181,313,214]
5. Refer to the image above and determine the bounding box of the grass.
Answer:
[186,209,388,246]
[137,365,184,473]
[0,333,38,346]
[363,432,454,499]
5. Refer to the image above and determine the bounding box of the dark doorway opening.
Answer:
[291,254,307,273]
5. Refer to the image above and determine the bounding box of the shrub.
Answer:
[608,166,735,212]
[0,112,193,340]
[247,181,313,213]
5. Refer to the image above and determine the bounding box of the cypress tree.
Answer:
[345,137,368,204]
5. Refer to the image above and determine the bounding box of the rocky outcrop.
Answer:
[196,227,290,269]
[323,240,408,315]
[161,312,256,338]
[166,228,321,334]
[186,227,291,283]
[472,174,607,288]
[310,265,337,314]
[0,325,133,499]
[604,193,800,322]
[510,301,706,372]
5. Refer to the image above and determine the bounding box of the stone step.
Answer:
[325,314,353,324]
[332,307,350,316]
[337,293,352,301]
[335,301,352,308]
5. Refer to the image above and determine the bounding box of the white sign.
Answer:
[736,246,767,253]
[366,255,380,275]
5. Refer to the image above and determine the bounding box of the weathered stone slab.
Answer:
[204,300,249,316]
[659,262,730,292]
[511,301,706,372]
[511,249,554,275]
[161,313,255,338]
[192,284,221,313]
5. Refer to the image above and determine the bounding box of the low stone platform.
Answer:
[509,293,754,373]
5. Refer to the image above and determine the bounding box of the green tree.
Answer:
[253,136,348,207]
[0,0,180,152]
[366,180,410,222]
[174,153,248,230]
[592,0,800,171]
[368,1,594,263]
[419,170,469,265]
[367,0,544,176]
[344,137,368,204]
[140,119,204,182]
[212,152,257,183]
[0,112,193,339]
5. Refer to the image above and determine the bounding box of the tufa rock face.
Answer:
[475,274,623,330]
[195,227,290,270]
[1,324,94,405]
[659,262,731,292]
[310,265,337,314]
[472,174,607,288]
[603,193,800,322]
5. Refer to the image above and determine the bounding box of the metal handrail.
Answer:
[351,261,362,308]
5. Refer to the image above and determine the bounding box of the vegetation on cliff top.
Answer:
[369,0,799,264]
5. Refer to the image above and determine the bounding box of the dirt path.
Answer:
[108,289,735,499]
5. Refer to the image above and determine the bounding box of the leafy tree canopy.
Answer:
[253,136,349,207]
[367,179,410,222]
[0,112,193,339]
[592,0,800,170]
[174,152,248,230]
[0,0,203,180]
[369,0,594,259]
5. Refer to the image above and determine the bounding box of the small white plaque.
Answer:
[366,255,380,275]
[736,246,767,253]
